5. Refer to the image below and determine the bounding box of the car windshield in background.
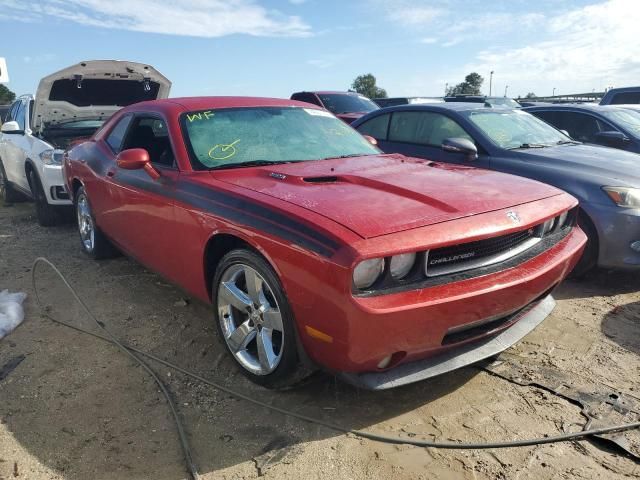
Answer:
[182,106,380,170]
[317,94,379,114]
[486,97,521,108]
[54,119,105,129]
[601,109,640,136]
[466,110,569,149]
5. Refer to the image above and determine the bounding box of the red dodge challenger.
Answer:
[63,97,586,390]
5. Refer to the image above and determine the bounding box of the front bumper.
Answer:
[298,227,586,380]
[40,164,71,205]
[340,294,555,390]
[588,203,640,269]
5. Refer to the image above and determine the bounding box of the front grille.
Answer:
[427,227,539,276]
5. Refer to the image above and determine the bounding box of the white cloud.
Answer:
[0,0,312,37]
[420,37,438,44]
[467,0,640,96]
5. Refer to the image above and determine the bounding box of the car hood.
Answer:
[335,112,368,124]
[213,154,563,238]
[514,143,640,184]
[33,60,171,130]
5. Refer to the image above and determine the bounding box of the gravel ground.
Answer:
[0,201,639,480]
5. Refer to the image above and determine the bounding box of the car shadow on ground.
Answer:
[552,268,640,300]
[601,300,640,356]
[1,241,482,480]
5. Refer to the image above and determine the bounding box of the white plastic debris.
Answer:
[0,290,27,339]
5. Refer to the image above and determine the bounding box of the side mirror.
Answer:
[595,131,629,145]
[442,137,478,160]
[362,134,378,146]
[116,148,160,180]
[1,121,24,134]
[559,129,571,137]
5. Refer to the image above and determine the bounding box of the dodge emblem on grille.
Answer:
[507,211,521,223]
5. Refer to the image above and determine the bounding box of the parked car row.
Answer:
[2,59,637,391]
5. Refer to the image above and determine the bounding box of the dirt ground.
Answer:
[0,201,639,480]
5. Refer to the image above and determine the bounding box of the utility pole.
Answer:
[552,87,556,97]
[504,85,509,97]
[445,83,448,96]
[489,71,494,96]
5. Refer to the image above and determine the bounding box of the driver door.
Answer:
[106,114,180,277]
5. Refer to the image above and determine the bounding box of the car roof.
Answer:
[524,103,628,113]
[378,102,509,113]
[125,96,318,113]
[292,91,363,96]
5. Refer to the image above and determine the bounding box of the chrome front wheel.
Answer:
[217,263,285,376]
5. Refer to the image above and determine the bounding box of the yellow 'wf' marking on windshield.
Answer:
[208,139,240,161]
[187,110,215,122]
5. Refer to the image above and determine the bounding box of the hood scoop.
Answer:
[303,175,340,183]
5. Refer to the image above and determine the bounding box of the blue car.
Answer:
[525,104,640,154]
[352,103,640,274]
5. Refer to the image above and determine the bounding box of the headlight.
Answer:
[39,149,64,165]
[389,253,416,279]
[557,210,568,228]
[602,186,640,208]
[353,258,385,289]
[541,217,556,235]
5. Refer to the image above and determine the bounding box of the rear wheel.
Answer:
[570,211,598,277]
[75,186,118,259]
[0,159,23,204]
[28,169,62,226]
[213,249,307,388]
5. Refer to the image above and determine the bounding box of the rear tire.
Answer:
[212,249,310,389]
[0,159,24,204]
[28,169,62,226]
[570,211,598,277]
[75,186,118,259]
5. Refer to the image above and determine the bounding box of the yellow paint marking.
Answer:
[208,139,240,161]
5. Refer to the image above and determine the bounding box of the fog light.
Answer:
[631,240,640,253]
[377,355,392,369]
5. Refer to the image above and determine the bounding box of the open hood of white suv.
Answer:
[32,60,171,130]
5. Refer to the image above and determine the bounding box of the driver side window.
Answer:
[122,116,176,168]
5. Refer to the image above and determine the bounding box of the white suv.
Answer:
[0,60,171,225]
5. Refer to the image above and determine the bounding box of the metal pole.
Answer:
[552,87,556,97]
[489,71,494,96]
[504,85,509,97]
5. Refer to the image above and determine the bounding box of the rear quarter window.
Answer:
[105,115,133,152]
[357,114,390,140]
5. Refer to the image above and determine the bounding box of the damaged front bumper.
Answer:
[339,294,555,390]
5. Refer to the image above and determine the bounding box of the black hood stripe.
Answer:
[114,172,339,257]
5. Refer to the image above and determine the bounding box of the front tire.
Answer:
[75,186,117,259]
[213,249,305,388]
[570,211,598,277]
[0,159,23,204]
[28,169,62,226]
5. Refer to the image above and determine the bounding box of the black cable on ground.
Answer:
[31,258,201,480]
[31,257,640,460]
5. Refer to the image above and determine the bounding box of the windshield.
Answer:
[317,94,379,114]
[601,109,640,136]
[466,110,570,149]
[52,119,106,129]
[486,97,521,108]
[182,106,380,170]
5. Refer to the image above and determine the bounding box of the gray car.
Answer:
[525,104,640,154]
[352,103,640,273]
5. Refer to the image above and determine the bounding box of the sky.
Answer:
[1,0,639,100]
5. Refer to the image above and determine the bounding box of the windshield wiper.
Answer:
[507,143,551,150]
[209,160,297,170]
[321,153,365,160]
[556,140,581,145]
